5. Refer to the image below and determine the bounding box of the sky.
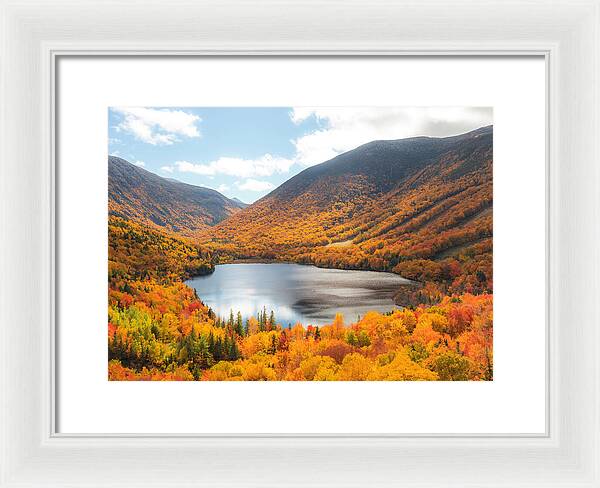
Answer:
[108,107,492,203]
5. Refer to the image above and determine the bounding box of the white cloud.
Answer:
[133,160,145,167]
[289,107,317,125]
[112,107,201,145]
[235,179,275,192]
[160,166,174,173]
[289,107,493,166]
[172,154,294,178]
[216,184,230,193]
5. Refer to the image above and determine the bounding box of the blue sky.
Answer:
[108,107,492,203]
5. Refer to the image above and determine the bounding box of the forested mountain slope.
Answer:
[109,156,245,237]
[106,128,494,380]
[203,126,493,302]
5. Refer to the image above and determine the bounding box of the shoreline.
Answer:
[225,258,296,265]
[219,258,419,281]
[187,260,420,309]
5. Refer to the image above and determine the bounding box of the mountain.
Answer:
[231,197,249,208]
[108,156,245,237]
[202,126,493,297]
[265,125,491,206]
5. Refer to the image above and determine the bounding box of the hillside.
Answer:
[108,156,245,237]
[107,127,494,381]
[201,126,493,302]
[108,215,215,284]
[108,218,493,382]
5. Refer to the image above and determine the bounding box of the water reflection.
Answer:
[185,263,411,327]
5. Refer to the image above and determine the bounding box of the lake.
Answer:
[185,263,412,327]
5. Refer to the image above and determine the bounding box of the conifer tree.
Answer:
[235,311,244,336]
[269,310,276,329]
[259,307,267,332]
[214,337,223,362]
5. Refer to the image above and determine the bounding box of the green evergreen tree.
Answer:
[208,331,215,354]
[214,337,223,362]
[230,338,240,360]
[259,307,267,332]
[235,311,244,336]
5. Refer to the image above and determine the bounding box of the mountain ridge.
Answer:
[264,125,492,201]
[108,156,245,237]
[201,125,493,300]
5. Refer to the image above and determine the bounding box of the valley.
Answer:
[107,125,493,381]
[199,125,492,304]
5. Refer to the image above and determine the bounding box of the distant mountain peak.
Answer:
[231,197,249,208]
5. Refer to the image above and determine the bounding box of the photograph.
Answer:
[107,107,493,381]
[7,1,598,484]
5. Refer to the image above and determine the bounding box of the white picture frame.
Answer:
[1,1,598,486]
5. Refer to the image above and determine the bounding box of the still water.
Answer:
[185,263,411,327]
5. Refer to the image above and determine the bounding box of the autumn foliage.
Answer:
[199,129,493,306]
[108,127,493,381]
[108,217,492,381]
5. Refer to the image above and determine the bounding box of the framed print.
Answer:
[1,1,599,487]
[56,56,544,435]
[106,106,494,383]
[108,107,493,381]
